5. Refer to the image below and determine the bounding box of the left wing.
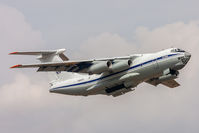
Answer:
[10,60,93,73]
[10,55,140,74]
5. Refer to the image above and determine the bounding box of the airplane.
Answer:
[9,48,191,97]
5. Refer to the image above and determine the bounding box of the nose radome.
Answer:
[185,52,191,58]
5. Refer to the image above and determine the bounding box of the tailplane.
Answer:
[9,49,69,62]
[9,48,72,83]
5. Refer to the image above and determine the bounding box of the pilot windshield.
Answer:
[171,48,185,52]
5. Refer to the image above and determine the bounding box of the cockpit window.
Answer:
[171,48,185,52]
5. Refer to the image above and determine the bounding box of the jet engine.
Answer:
[111,60,132,72]
[88,61,112,74]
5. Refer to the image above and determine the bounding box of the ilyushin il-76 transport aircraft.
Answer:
[10,48,191,97]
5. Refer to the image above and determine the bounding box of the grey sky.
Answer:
[1,0,199,49]
[0,1,199,133]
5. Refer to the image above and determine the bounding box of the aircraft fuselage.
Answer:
[50,48,191,96]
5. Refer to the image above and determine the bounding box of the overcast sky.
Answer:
[0,0,199,133]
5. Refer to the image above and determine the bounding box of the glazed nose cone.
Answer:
[185,52,191,59]
[182,52,191,65]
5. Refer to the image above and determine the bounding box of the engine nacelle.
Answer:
[89,61,111,74]
[111,60,132,72]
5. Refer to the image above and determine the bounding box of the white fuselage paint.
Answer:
[49,48,190,96]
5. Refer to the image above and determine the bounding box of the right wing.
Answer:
[161,79,180,88]
[146,79,180,88]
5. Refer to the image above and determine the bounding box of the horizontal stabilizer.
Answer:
[9,49,69,61]
[9,49,64,55]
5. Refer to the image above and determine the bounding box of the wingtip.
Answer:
[9,52,18,55]
[10,64,22,69]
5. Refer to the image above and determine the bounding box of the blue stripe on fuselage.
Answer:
[51,53,178,90]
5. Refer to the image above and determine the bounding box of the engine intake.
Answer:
[88,59,133,74]
[89,61,111,74]
[111,60,132,72]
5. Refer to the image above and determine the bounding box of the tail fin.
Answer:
[10,49,71,83]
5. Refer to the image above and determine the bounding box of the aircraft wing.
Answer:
[146,79,180,88]
[161,79,180,88]
[10,55,140,73]
[10,60,93,73]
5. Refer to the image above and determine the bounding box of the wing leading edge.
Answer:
[10,61,93,73]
